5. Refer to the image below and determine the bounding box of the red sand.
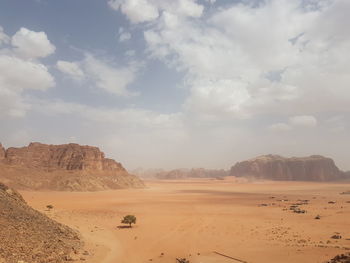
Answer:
[21,178,350,263]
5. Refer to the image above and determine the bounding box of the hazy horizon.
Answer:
[1,0,350,171]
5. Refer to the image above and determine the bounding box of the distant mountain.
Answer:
[133,168,228,180]
[230,154,348,181]
[0,142,144,191]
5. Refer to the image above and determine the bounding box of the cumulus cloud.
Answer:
[139,0,350,120]
[108,0,159,23]
[0,26,55,118]
[0,55,55,91]
[11,27,55,59]
[0,55,55,118]
[0,26,9,45]
[108,0,203,23]
[83,55,138,96]
[55,54,139,96]
[56,60,84,80]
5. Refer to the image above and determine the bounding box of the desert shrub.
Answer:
[121,215,136,227]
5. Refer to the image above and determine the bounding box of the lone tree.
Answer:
[121,215,136,228]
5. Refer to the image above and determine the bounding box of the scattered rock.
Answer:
[0,182,82,263]
[331,234,342,239]
[326,253,350,263]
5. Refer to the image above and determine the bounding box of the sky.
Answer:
[0,0,349,171]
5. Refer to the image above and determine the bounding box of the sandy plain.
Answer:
[20,178,350,263]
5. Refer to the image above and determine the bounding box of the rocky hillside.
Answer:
[230,155,347,181]
[0,182,82,263]
[0,142,144,191]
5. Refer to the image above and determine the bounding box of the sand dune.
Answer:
[21,178,350,263]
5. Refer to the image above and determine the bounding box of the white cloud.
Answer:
[36,99,184,130]
[0,26,9,45]
[56,60,84,80]
[0,55,55,91]
[0,87,29,118]
[109,0,159,23]
[83,55,138,96]
[119,31,131,42]
[108,0,203,24]
[0,26,56,118]
[55,54,140,96]
[184,78,251,119]
[0,55,55,118]
[289,115,318,127]
[11,27,56,59]
[140,0,350,120]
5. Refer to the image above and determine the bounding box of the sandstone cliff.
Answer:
[0,142,144,191]
[230,155,346,181]
[0,143,5,162]
[0,182,82,262]
[4,142,125,171]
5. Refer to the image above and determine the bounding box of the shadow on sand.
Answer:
[117,225,133,229]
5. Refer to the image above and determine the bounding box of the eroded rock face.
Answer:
[0,142,144,191]
[0,143,5,162]
[0,182,82,263]
[4,142,125,172]
[230,155,345,181]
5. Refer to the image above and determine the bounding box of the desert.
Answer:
[17,178,350,263]
[1,0,350,262]
[1,143,350,263]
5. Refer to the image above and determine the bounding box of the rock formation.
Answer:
[230,155,347,181]
[152,168,228,180]
[0,142,144,191]
[0,182,82,262]
[4,142,125,171]
[0,143,5,162]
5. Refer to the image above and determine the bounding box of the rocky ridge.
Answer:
[154,168,228,180]
[0,142,144,191]
[230,155,347,181]
[0,182,82,263]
